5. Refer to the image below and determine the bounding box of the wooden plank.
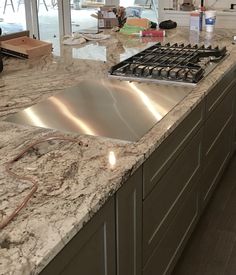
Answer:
[1,36,52,58]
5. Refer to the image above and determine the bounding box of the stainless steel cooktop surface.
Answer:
[4,79,192,142]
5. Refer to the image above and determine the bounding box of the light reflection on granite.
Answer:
[71,44,107,61]
[0,28,236,275]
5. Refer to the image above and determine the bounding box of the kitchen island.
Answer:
[0,28,236,275]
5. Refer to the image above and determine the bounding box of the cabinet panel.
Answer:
[201,82,236,209]
[143,185,199,275]
[233,81,236,151]
[116,168,142,275]
[143,129,202,265]
[40,198,116,275]
[143,102,204,199]
[206,66,236,116]
[201,121,233,208]
[204,82,235,156]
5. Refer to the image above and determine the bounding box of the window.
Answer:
[0,0,26,35]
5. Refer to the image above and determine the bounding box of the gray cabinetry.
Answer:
[143,185,199,275]
[205,68,236,117]
[143,102,204,199]
[233,68,236,150]
[143,130,202,267]
[40,168,143,275]
[141,70,236,273]
[141,99,205,275]
[143,126,202,275]
[234,84,236,149]
[200,77,236,209]
[116,167,142,275]
[40,198,116,275]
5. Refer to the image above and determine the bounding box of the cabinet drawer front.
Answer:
[206,67,236,116]
[143,130,202,264]
[201,120,233,208]
[143,186,199,275]
[143,102,204,199]
[204,84,235,157]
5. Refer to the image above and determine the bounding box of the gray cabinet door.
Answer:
[116,167,142,275]
[143,129,202,269]
[143,102,204,199]
[201,80,236,209]
[205,67,236,117]
[40,198,116,275]
[233,79,236,151]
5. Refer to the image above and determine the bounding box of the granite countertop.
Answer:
[0,28,236,275]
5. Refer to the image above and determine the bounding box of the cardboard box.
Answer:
[98,5,118,29]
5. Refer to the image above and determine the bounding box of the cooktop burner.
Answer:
[109,43,227,85]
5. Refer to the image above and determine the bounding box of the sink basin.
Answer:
[4,79,191,142]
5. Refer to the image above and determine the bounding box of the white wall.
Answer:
[108,0,233,10]
[159,0,234,10]
[194,0,234,9]
[106,0,119,5]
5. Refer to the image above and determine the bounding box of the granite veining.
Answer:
[0,28,236,275]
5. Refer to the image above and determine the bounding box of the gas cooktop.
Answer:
[109,43,227,85]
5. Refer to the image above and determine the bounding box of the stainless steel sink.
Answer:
[4,79,191,142]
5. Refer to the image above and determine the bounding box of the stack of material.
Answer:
[120,18,151,35]
[126,18,150,29]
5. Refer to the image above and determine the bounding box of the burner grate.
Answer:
[109,43,227,84]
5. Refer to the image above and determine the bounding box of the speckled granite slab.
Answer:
[0,28,236,275]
